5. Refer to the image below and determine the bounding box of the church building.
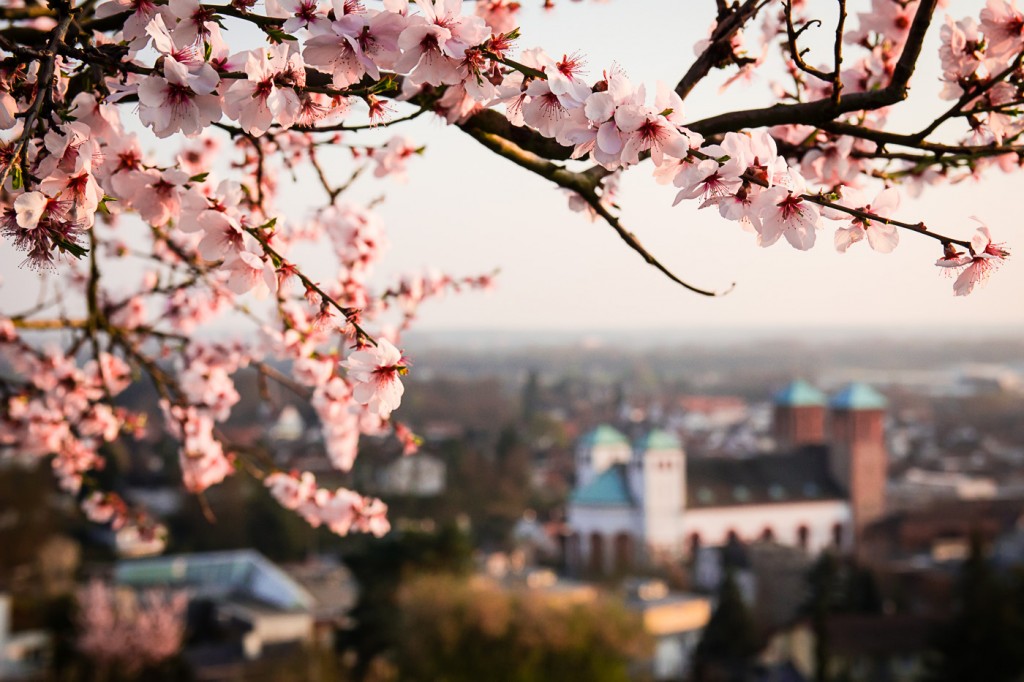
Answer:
[564,382,888,575]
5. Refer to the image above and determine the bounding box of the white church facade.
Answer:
[565,382,889,575]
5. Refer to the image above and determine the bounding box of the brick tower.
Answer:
[772,380,827,450]
[827,383,888,546]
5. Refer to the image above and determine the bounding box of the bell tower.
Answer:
[773,380,826,450]
[828,383,888,545]
[635,430,685,562]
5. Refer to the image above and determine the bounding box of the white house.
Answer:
[379,453,446,497]
[565,382,889,574]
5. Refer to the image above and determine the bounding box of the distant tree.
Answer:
[340,524,473,680]
[394,574,649,682]
[521,370,541,424]
[920,534,1024,682]
[165,474,313,561]
[694,570,760,682]
[0,463,63,585]
[803,552,884,682]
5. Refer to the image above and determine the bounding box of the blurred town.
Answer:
[3,334,1024,681]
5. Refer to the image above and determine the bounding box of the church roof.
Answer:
[638,429,680,451]
[579,424,630,448]
[773,380,826,407]
[570,464,634,507]
[687,447,845,509]
[829,382,887,410]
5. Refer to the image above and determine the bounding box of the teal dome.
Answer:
[774,380,826,407]
[829,383,887,410]
[638,429,680,451]
[579,424,630,448]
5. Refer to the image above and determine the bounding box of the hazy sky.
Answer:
[2,0,1021,336]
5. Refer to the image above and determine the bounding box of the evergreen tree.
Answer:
[694,570,760,682]
[803,552,884,682]
[920,533,1024,682]
[521,369,541,424]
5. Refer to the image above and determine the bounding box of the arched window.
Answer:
[589,532,605,575]
[797,525,810,550]
[614,532,633,573]
[761,527,775,542]
[832,522,844,548]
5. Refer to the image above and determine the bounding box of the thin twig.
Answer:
[832,0,847,106]
[0,10,75,189]
[462,126,732,297]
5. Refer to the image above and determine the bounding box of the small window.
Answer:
[769,484,786,501]
[733,485,751,502]
[797,525,810,549]
[697,488,714,504]
[832,523,844,547]
[802,482,820,498]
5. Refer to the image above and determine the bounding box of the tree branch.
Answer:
[0,9,75,190]
[688,0,938,136]
[674,0,765,101]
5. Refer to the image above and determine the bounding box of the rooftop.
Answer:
[829,382,888,410]
[687,446,845,508]
[579,424,630,448]
[570,464,634,507]
[116,550,314,611]
[774,380,826,407]
[638,429,680,451]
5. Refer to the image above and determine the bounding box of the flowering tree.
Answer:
[0,0,1017,540]
[76,579,188,673]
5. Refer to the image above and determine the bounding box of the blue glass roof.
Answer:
[115,550,314,610]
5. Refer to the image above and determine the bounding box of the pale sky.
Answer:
[2,0,1021,336]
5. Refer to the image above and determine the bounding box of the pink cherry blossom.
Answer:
[832,188,901,254]
[94,0,160,52]
[343,338,407,418]
[754,172,820,250]
[305,5,405,87]
[224,45,306,136]
[980,0,1024,59]
[137,58,221,138]
[952,221,1011,296]
[396,0,490,86]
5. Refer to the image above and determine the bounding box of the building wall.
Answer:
[566,505,641,574]
[570,499,851,572]
[576,442,632,488]
[681,500,852,555]
[640,448,686,562]
[382,455,446,496]
[829,408,888,541]
[773,405,826,449]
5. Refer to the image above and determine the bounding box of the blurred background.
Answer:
[4,330,1024,681]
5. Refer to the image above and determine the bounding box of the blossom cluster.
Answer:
[265,470,390,536]
[1,0,1019,541]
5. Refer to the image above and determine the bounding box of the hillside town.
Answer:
[3,336,1024,681]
